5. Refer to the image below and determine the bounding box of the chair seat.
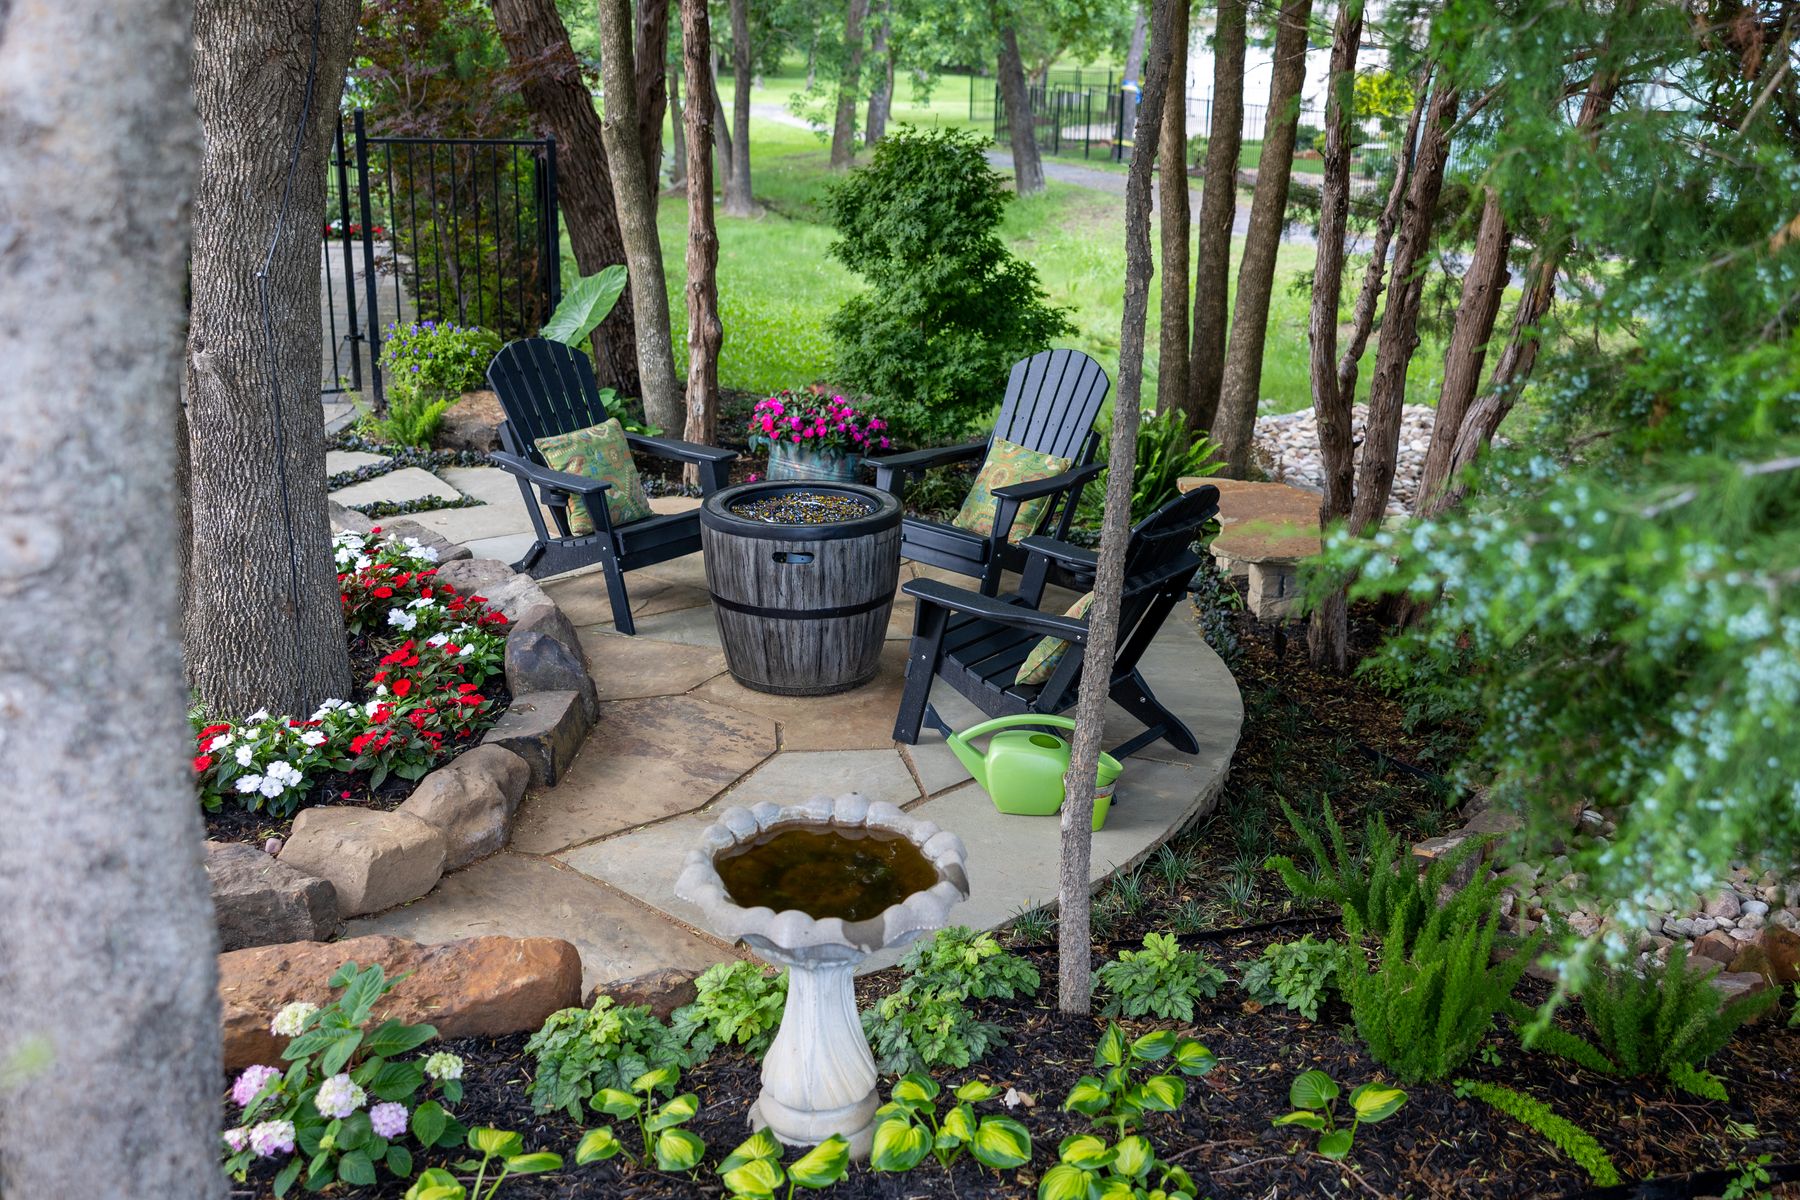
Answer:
[939,608,1060,706]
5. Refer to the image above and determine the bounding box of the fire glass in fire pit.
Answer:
[727,491,874,525]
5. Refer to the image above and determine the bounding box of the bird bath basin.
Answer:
[675,794,969,1156]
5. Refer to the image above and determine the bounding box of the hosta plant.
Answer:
[1271,1069,1407,1160]
[1062,1024,1218,1137]
[869,1074,1033,1173]
[220,963,466,1197]
[580,1066,707,1173]
[401,1128,561,1199]
[716,1129,851,1199]
[1038,1133,1197,1200]
[1096,933,1227,1022]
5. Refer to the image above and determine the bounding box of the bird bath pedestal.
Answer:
[675,794,969,1157]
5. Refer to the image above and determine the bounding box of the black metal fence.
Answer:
[322,111,562,406]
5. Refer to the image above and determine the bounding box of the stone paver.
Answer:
[577,630,729,701]
[326,449,390,475]
[405,467,534,543]
[722,749,920,809]
[330,466,462,508]
[344,853,733,994]
[694,640,917,750]
[509,695,776,853]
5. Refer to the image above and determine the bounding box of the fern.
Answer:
[1666,1060,1731,1102]
[1455,1079,1620,1187]
[1580,956,1776,1082]
[1500,997,1618,1076]
[1343,898,1538,1084]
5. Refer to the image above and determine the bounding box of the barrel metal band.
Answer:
[707,591,891,621]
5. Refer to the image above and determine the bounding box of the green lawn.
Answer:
[570,113,1467,423]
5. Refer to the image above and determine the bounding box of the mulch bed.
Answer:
[227,599,1800,1197]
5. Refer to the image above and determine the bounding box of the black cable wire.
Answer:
[256,0,326,684]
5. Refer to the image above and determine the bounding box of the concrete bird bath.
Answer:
[675,793,969,1157]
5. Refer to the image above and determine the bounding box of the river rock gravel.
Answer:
[1251,404,1438,516]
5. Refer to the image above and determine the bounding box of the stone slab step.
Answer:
[330,466,462,508]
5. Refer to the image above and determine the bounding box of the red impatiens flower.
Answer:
[199,723,231,740]
[349,729,393,756]
[371,586,394,599]
[371,670,389,684]
[193,754,215,772]
[392,679,413,698]
[457,683,480,694]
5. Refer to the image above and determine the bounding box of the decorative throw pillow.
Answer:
[952,436,1074,545]
[1015,591,1095,686]
[534,418,653,535]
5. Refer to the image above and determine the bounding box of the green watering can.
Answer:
[945,715,1124,831]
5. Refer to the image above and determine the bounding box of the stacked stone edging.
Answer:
[209,519,601,950]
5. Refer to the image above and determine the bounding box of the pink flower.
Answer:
[232,1064,282,1108]
[369,1102,409,1140]
[249,1120,296,1158]
[223,1127,249,1153]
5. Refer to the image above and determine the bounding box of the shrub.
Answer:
[1343,900,1538,1084]
[523,996,694,1119]
[378,321,501,447]
[860,926,1039,1074]
[1239,936,1346,1021]
[1454,1079,1619,1186]
[669,962,789,1056]
[823,126,1074,445]
[1578,955,1775,1095]
[1097,932,1228,1022]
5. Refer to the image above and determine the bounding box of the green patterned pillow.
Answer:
[952,436,1073,545]
[534,418,653,534]
[1015,591,1095,686]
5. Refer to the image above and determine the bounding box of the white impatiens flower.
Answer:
[387,608,418,632]
[208,733,234,753]
[234,744,256,767]
[246,709,270,724]
[258,776,286,799]
[269,1001,318,1037]
[424,633,450,648]
[235,775,263,794]
[264,761,302,788]
[299,730,326,747]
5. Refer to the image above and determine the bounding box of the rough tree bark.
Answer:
[184,0,358,716]
[1,0,216,1194]
[1155,0,1191,418]
[1303,0,1365,672]
[1185,0,1246,431]
[1348,83,1459,535]
[1212,0,1312,475]
[724,0,759,215]
[997,21,1045,194]
[1120,5,1147,146]
[636,0,671,192]
[1060,0,1175,1016]
[493,0,641,393]
[865,2,894,146]
[1416,188,1510,516]
[830,0,871,168]
[682,0,725,463]
[668,51,688,186]
[711,52,736,189]
[597,0,685,434]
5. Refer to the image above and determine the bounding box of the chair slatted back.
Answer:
[487,338,610,462]
[991,349,1111,463]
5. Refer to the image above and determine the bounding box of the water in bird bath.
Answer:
[712,823,939,922]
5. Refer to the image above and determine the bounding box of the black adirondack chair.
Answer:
[866,349,1111,595]
[486,337,737,635]
[892,485,1222,760]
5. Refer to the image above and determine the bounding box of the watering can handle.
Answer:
[951,714,1077,744]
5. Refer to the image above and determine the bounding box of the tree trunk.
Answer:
[1185,0,1246,432]
[1120,5,1147,144]
[1155,0,1191,418]
[1303,0,1363,672]
[0,4,221,1194]
[597,0,685,434]
[1334,73,1429,405]
[1060,0,1175,1016]
[636,0,671,193]
[184,0,358,716]
[996,22,1045,194]
[668,48,689,185]
[830,0,871,169]
[711,52,736,190]
[1348,83,1459,535]
[682,0,725,464]
[1212,0,1312,476]
[865,3,894,146]
[724,0,758,215]
[1416,188,1510,517]
[493,0,641,393]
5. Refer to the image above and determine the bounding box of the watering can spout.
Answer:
[943,725,992,793]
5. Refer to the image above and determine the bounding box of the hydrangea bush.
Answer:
[222,962,465,1196]
[193,530,510,815]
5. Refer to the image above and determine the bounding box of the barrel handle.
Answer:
[771,551,815,565]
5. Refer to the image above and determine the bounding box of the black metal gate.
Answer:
[322,111,561,407]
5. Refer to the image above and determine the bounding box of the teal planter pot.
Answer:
[765,441,861,482]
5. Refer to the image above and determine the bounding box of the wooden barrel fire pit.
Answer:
[700,482,902,696]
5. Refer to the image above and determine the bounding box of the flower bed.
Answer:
[197,529,512,842]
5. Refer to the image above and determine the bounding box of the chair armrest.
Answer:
[625,432,739,465]
[990,460,1104,504]
[488,451,614,498]
[1017,535,1098,574]
[902,579,1090,642]
[869,439,988,493]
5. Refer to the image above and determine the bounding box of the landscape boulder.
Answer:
[433,556,516,595]
[219,934,582,1068]
[328,500,376,535]
[511,602,584,664]
[585,966,703,1020]
[206,841,339,951]
[435,390,504,452]
[398,745,532,870]
[277,807,447,917]
[481,690,588,787]
[505,630,598,721]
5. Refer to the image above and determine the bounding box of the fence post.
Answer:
[332,115,361,392]
[352,109,385,414]
[541,135,561,313]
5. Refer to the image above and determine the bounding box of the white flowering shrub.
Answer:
[222,962,465,1195]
